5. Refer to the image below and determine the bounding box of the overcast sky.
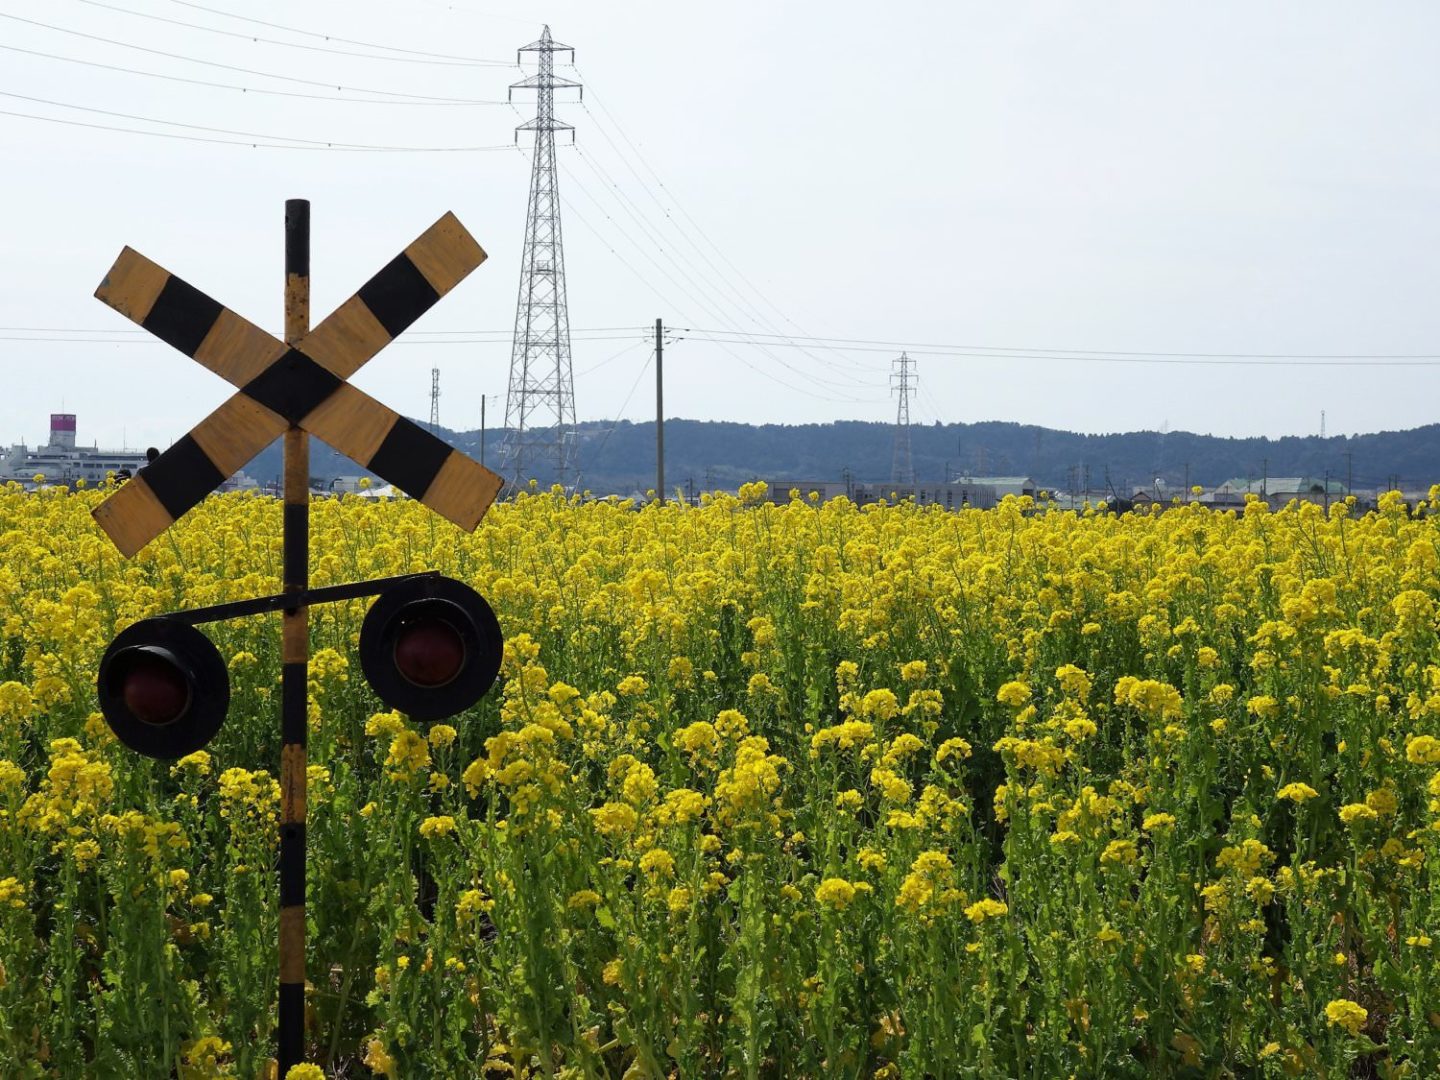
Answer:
[2,0,1438,453]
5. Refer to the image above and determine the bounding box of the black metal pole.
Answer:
[278,198,310,1074]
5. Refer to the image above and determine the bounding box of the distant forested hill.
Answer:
[244,418,1440,496]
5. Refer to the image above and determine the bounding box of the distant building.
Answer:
[0,414,149,486]
[1262,476,1347,510]
[754,477,1035,511]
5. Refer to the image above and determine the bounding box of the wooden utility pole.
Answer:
[655,318,664,505]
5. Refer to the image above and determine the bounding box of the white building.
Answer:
[0,414,150,486]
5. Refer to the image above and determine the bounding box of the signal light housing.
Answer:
[360,575,502,722]
[97,618,230,759]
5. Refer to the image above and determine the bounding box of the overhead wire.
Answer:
[0,326,647,337]
[575,74,880,380]
[164,0,512,63]
[572,117,881,385]
[538,120,880,401]
[0,107,515,150]
[680,328,1440,361]
[73,0,512,66]
[0,43,508,105]
[551,164,876,404]
[579,350,654,489]
[9,324,1437,365]
[565,147,882,395]
[574,339,650,377]
[0,89,516,149]
[0,13,501,102]
[677,334,1440,367]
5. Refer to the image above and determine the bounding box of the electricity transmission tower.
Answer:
[501,26,582,489]
[890,352,916,485]
[429,367,441,434]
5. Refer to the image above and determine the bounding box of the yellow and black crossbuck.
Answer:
[90,212,502,557]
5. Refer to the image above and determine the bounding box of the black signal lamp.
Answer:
[97,618,229,759]
[360,575,502,721]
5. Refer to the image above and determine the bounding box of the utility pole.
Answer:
[1183,461,1190,500]
[501,26,582,489]
[1346,450,1353,494]
[480,395,487,469]
[655,317,664,504]
[429,367,441,435]
[1262,457,1268,497]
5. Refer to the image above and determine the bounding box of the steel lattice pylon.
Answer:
[501,26,582,489]
[890,352,916,485]
[429,366,440,433]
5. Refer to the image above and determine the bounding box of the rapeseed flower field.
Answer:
[1,481,1438,1077]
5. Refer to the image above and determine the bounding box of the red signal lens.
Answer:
[393,617,466,688]
[119,650,192,726]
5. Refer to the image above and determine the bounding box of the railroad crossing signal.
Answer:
[90,211,502,556]
[89,204,506,1073]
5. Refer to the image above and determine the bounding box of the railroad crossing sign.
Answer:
[89,203,506,1073]
[90,211,502,556]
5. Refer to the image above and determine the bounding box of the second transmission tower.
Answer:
[430,367,441,434]
[501,26,582,489]
[891,352,916,485]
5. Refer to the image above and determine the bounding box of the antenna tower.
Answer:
[890,352,916,485]
[501,26,582,488]
[430,367,441,433]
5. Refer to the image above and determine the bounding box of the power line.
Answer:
[74,0,512,67]
[678,334,1440,367]
[0,326,646,337]
[0,13,499,102]
[0,91,515,151]
[580,351,654,489]
[164,0,510,64]
[571,142,881,389]
[553,149,881,400]
[11,324,1438,365]
[554,172,875,403]
[575,339,650,377]
[576,75,880,380]
[678,327,1440,361]
[564,150,880,395]
[0,42,508,106]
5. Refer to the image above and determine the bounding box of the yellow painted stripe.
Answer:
[93,247,169,326]
[425,451,503,532]
[91,475,174,558]
[404,211,487,296]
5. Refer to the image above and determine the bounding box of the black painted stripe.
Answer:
[356,253,439,338]
[277,980,304,1065]
[365,417,451,500]
[139,435,225,520]
[243,349,343,425]
[281,661,308,745]
[283,503,308,575]
[285,201,310,277]
[279,824,305,905]
[142,275,223,358]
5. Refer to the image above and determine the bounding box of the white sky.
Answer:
[2,0,1438,451]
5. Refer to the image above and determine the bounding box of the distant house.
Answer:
[1263,476,1347,510]
[757,479,983,510]
[951,475,1036,499]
